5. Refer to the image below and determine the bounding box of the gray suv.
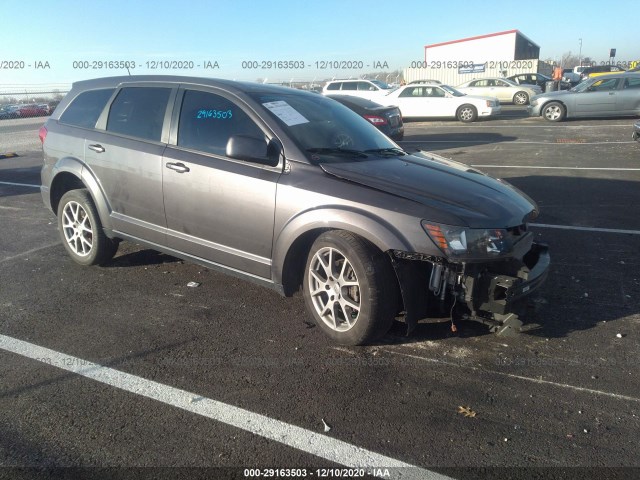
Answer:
[40,76,549,345]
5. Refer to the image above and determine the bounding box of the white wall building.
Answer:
[404,30,549,86]
[424,29,540,64]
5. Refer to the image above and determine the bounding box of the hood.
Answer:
[320,153,538,228]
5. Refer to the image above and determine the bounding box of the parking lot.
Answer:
[1,107,639,479]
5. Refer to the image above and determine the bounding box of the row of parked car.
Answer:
[321,71,640,125]
[0,102,57,120]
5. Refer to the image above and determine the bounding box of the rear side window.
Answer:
[106,87,171,142]
[177,90,265,157]
[59,88,114,128]
[342,82,358,91]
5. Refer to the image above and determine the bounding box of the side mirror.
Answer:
[226,135,279,166]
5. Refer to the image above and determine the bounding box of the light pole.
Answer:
[578,38,583,67]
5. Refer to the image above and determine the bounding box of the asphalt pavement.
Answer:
[1,109,639,479]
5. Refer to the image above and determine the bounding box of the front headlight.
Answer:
[422,221,513,260]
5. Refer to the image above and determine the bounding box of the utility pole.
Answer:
[578,38,583,67]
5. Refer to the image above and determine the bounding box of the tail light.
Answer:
[38,125,48,144]
[363,115,388,125]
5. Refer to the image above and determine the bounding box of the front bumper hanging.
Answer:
[391,241,550,336]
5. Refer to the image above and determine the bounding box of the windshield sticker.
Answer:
[262,101,309,126]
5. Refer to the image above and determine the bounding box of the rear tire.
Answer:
[457,104,477,123]
[57,189,118,266]
[302,230,397,345]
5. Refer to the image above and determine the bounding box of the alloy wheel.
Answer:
[544,105,562,121]
[62,201,94,257]
[308,247,361,332]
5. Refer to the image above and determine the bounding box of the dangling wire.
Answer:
[449,294,458,333]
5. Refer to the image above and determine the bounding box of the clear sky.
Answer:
[1,0,638,88]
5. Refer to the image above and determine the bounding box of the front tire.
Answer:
[513,91,529,105]
[542,102,566,122]
[457,104,478,123]
[57,189,118,266]
[302,230,397,345]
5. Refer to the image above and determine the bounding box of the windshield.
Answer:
[249,91,399,165]
[571,80,591,92]
[440,85,465,97]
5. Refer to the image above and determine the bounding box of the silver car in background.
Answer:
[456,77,542,105]
[528,72,640,121]
[40,76,549,345]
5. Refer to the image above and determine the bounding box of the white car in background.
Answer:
[383,83,500,122]
[456,77,541,105]
[322,79,396,101]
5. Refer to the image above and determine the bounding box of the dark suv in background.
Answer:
[40,76,549,344]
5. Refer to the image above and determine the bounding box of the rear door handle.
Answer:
[165,162,190,173]
[88,144,105,153]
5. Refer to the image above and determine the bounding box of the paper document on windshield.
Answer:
[262,101,309,126]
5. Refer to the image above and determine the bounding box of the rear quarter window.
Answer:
[59,88,115,128]
[106,87,171,142]
[326,83,341,91]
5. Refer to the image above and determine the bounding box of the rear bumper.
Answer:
[479,105,501,117]
[527,104,543,117]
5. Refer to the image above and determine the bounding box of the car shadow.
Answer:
[107,249,182,268]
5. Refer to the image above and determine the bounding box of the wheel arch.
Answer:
[49,158,113,231]
[274,208,411,296]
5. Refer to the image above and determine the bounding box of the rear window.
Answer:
[59,88,115,128]
[106,87,171,142]
[330,96,382,108]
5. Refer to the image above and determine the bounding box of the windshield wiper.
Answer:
[306,147,368,158]
[364,147,407,156]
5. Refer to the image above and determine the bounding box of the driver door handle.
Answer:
[165,162,190,173]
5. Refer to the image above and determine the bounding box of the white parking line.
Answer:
[0,181,41,188]
[388,351,640,404]
[0,242,61,264]
[401,140,635,145]
[0,334,450,480]
[529,223,640,235]
[470,165,640,171]
[404,124,633,129]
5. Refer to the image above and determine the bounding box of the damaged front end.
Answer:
[390,222,550,336]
